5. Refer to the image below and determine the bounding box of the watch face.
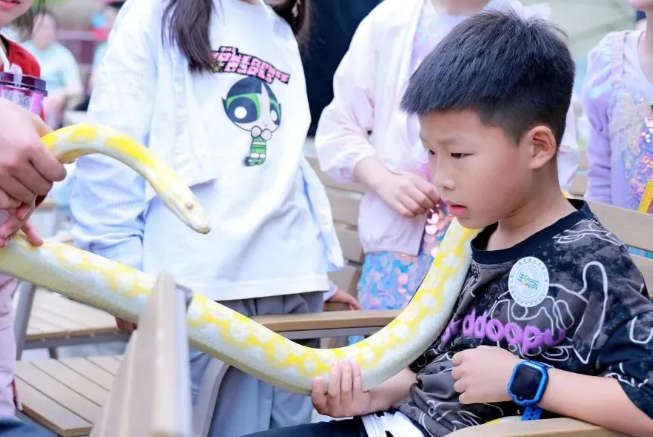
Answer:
[512,365,543,402]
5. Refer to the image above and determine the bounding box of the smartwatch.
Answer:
[507,360,551,421]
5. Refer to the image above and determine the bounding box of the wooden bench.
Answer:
[90,271,192,437]
[14,289,127,357]
[16,272,193,437]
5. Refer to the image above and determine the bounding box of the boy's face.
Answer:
[419,110,535,230]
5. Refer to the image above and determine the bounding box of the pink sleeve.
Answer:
[582,34,615,204]
[0,274,17,330]
[314,14,378,184]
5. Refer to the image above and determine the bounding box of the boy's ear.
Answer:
[523,125,557,170]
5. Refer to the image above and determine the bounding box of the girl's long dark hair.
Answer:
[163,0,310,73]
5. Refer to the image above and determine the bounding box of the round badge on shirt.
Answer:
[508,257,549,308]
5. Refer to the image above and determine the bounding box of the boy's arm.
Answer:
[368,367,418,412]
[541,261,653,437]
[540,369,653,437]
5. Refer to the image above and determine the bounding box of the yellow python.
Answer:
[0,124,479,395]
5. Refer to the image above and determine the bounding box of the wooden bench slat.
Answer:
[24,321,46,335]
[58,358,115,391]
[30,311,87,333]
[32,300,117,331]
[15,363,103,424]
[253,309,398,332]
[25,319,67,339]
[87,356,121,376]
[33,291,117,327]
[15,379,91,437]
[29,360,109,406]
[590,201,653,252]
[328,190,361,228]
[569,173,587,198]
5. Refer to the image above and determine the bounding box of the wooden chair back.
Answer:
[90,271,193,437]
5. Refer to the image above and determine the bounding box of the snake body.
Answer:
[0,124,480,394]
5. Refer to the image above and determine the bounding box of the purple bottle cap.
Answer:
[0,71,48,115]
[0,71,47,94]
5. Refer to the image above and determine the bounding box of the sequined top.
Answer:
[583,30,653,211]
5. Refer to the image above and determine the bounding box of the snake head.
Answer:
[162,182,211,234]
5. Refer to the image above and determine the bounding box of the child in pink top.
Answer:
[316,0,579,316]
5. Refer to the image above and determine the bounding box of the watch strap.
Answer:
[522,406,543,421]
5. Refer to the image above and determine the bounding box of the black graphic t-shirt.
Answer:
[399,200,653,435]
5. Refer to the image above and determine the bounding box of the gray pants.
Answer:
[190,292,323,437]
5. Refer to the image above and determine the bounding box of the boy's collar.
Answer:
[470,199,590,265]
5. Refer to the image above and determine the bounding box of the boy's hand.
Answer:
[326,290,362,310]
[452,346,521,404]
[312,360,372,418]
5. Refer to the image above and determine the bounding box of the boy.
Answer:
[244,9,653,437]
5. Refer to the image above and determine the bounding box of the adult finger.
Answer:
[29,110,52,137]
[0,214,21,242]
[21,220,43,247]
[15,164,53,198]
[29,142,66,183]
[16,203,35,222]
[0,177,36,204]
[0,191,20,210]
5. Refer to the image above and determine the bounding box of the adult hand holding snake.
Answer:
[0,99,66,247]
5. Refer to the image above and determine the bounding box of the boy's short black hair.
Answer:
[401,9,575,147]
